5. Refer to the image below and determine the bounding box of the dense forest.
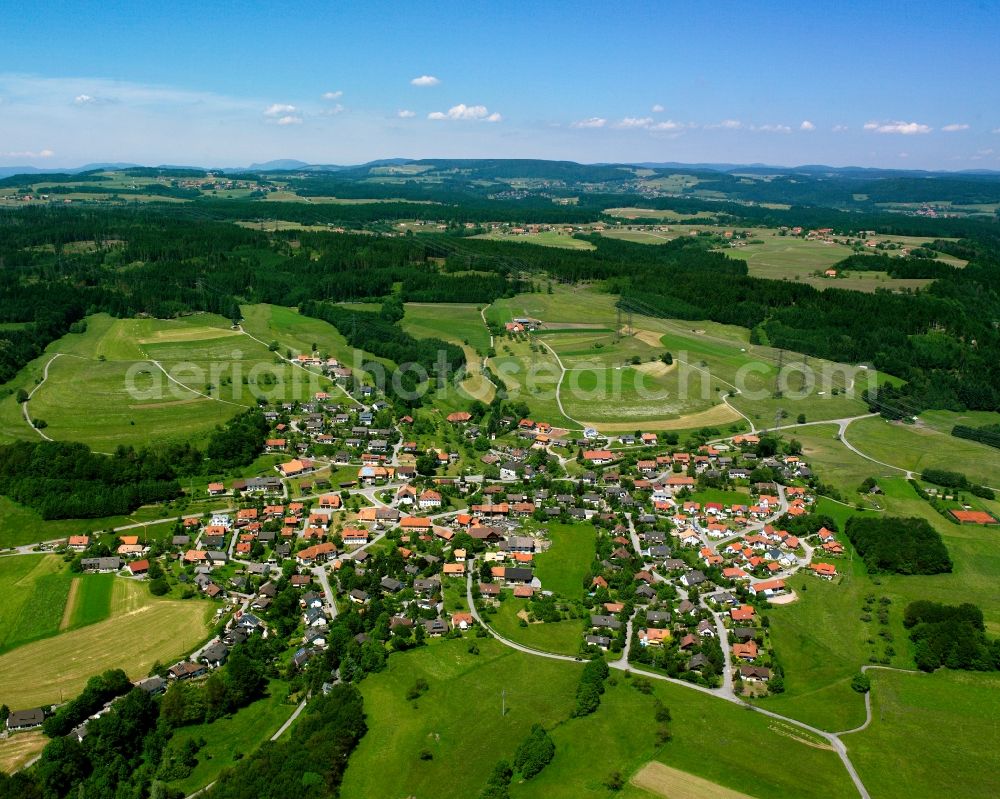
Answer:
[203,686,366,799]
[843,516,952,575]
[903,600,1000,672]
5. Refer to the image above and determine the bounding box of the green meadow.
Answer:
[533,522,597,598]
[0,555,72,654]
[844,415,1000,488]
[343,639,858,799]
[845,669,1000,799]
[488,597,585,656]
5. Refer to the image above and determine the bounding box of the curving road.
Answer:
[463,559,872,799]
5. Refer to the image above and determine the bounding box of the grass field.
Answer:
[64,573,116,630]
[534,522,597,598]
[400,302,496,404]
[488,598,584,656]
[845,415,1000,488]
[347,638,857,798]
[8,313,251,450]
[0,579,212,708]
[0,555,71,653]
[240,302,395,378]
[401,302,492,354]
[845,669,1000,799]
[758,527,901,732]
[165,680,296,796]
[488,337,576,428]
[784,424,896,503]
[515,676,856,799]
[761,468,1000,733]
[341,638,581,799]
[484,285,875,430]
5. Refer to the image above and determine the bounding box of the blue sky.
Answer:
[1,0,998,169]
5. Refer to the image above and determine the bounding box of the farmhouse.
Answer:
[6,708,45,731]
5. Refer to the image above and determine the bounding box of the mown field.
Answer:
[0,730,47,774]
[0,578,212,708]
[6,313,249,450]
[400,302,496,405]
[486,285,877,430]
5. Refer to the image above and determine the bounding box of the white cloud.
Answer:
[319,104,344,116]
[832,124,849,132]
[571,117,607,129]
[3,149,54,158]
[276,115,303,126]
[614,117,654,129]
[942,123,969,132]
[651,104,665,113]
[264,103,297,117]
[427,103,501,122]
[800,120,815,131]
[650,120,686,131]
[397,109,416,118]
[863,120,931,135]
[708,119,743,130]
[74,94,95,105]
[322,90,343,100]
[411,75,440,87]
[756,124,791,133]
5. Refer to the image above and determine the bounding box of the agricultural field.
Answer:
[783,424,894,504]
[62,573,116,630]
[0,578,213,708]
[483,285,875,431]
[845,669,1000,799]
[0,555,71,653]
[603,206,715,220]
[533,522,597,598]
[5,313,259,450]
[488,337,576,428]
[761,471,1000,734]
[164,679,297,796]
[0,495,183,550]
[844,415,1000,488]
[401,303,492,355]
